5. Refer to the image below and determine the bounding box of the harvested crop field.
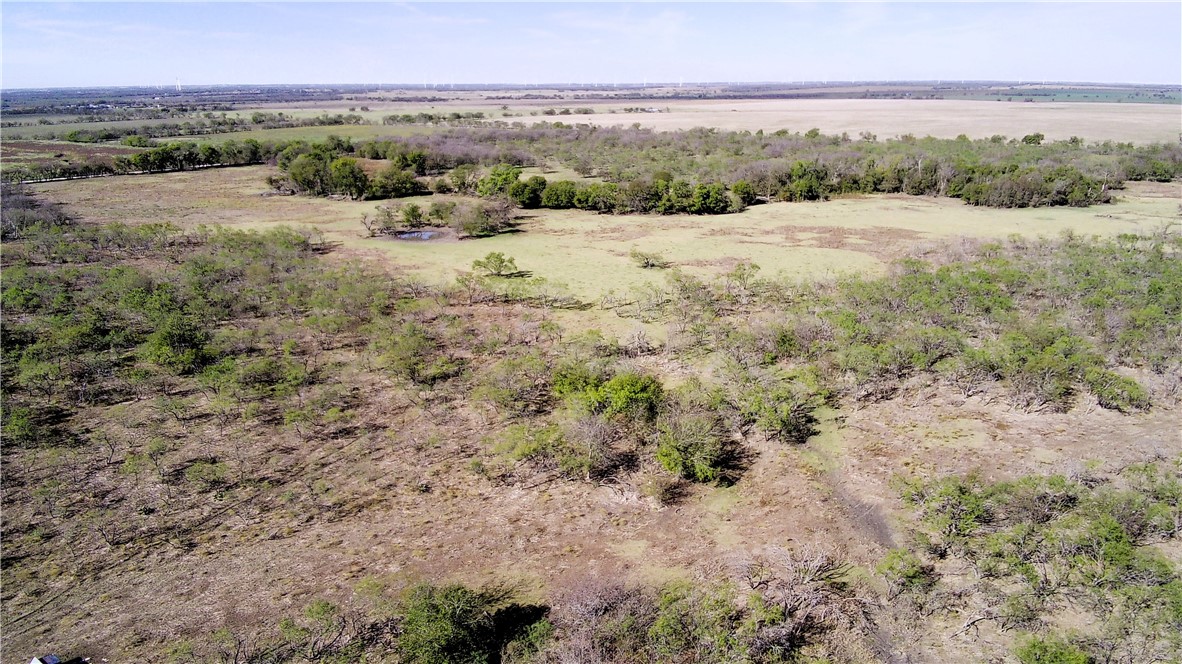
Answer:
[569,99,1182,144]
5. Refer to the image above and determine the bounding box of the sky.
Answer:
[2,2,1180,89]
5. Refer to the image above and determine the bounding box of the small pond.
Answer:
[394,231,438,241]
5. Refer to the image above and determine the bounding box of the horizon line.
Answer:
[5,79,1182,93]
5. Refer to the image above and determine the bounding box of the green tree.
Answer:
[472,252,518,276]
[1,406,41,448]
[477,163,523,198]
[287,153,331,195]
[371,165,423,199]
[573,182,620,213]
[688,182,730,214]
[731,180,758,206]
[589,372,664,421]
[655,412,725,482]
[508,175,548,208]
[876,549,937,596]
[373,321,460,386]
[540,180,580,209]
[402,202,426,228]
[141,314,211,374]
[1013,635,1089,664]
[397,583,506,664]
[449,164,480,194]
[329,157,369,199]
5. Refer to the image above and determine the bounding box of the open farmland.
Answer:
[578,98,1182,144]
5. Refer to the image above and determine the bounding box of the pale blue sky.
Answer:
[3,2,1180,89]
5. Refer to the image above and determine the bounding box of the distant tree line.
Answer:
[29,112,366,144]
[3,139,268,182]
[2,137,315,183]
[382,111,487,125]
[0,101,235,116]
[9,126,1178,211]
[540,107,595,115]
[1,108,239,128]
[268,141,749,214]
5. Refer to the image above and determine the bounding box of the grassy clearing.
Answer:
[33,168,1179,304]
[519,164,602,182]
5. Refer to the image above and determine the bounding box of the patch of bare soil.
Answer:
[771,224,927,258]
[580,218,680,242]
[1123,180,1182,198]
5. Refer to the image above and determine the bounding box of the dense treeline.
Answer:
[2,110,205,128]
[0,101,236,117]
[382,111,487,125]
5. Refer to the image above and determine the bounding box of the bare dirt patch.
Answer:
[771,224,927,258]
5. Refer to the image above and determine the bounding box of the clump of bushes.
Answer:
[875,548,937,597]
[397,582,547,664]
[654,410,727,483]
